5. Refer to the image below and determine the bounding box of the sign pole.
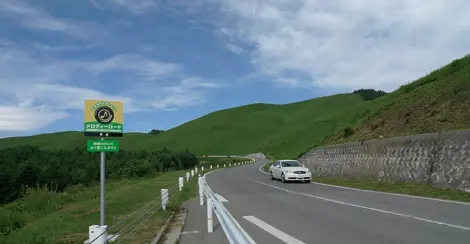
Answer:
[85,99,123,243]
[100,136,106,226]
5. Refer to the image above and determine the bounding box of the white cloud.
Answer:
[0,43,222,133]
[89,0,158,14]
[206,0,470,91]
[31,43,98,53]
[0,0,103,39]
[0,39,18,47]
[227,43,243,54]
[0,105,68,132]
[89,54,183,81]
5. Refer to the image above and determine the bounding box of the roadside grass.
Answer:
[0,160,252,244]
[311,177,470,203]
[115,174,199,244]
[0,171,187,244]
[260,163,470,203]
[263,162,273,172]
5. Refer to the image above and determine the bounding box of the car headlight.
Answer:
[285,170,290,173]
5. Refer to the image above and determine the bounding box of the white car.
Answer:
[269,160,312,183]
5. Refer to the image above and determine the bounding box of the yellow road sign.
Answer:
[84,99,123,137]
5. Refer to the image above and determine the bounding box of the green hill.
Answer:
[1,55,469,159]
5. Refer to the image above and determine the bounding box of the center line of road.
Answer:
[246,177,470,231]
[243,216,307,244]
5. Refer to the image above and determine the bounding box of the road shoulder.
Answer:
[178,198,228,244]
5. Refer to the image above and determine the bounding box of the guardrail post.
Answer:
[217,164,219,168]
[202,166,204,171]
[210,165,212,170]
[223,164,225,167]
[179,177,184,192]
[186,172,190,182]
[88,225,107,244]
[229,163,231,167]
[207,196,213,233]
[198,175,204,206]
[161,189,168,211]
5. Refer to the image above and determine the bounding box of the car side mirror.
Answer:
[276,165,281,168]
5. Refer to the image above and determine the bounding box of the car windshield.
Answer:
[281,161,301,167]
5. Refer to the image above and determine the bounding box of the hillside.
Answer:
[0,55,469,159]
[324,55,470,145]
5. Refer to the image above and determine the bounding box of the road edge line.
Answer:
[258,163,470,206]
[246,177,470,231]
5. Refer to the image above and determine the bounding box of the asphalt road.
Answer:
[204,158,470,244]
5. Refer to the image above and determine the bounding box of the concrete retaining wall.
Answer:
[298,130,470,192]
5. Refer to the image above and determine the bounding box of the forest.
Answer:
[0,145,199,204]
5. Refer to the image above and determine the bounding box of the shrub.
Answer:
[343,127,355,137]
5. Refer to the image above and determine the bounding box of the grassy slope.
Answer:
[325,55,470,144]
[0,160,250,244]
[0,95,366,158]
[1,56,469,159]
[0,171,193,244]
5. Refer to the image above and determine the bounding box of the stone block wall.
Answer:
[298,130,470,192]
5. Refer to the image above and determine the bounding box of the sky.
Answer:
[1,0,470,138]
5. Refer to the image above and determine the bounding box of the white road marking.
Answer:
[246,178,470,231]
[243,216,307,244]
[258,163,470,206]
[181,230,201,235]
[215,193,228,202]
[203,171,257,244]
[309,181,470,206]
[259,165,269,175]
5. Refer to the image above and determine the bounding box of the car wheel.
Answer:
[270,171,275,180]
[281,173,286,183]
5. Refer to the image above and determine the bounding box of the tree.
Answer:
[149,129,165,135]
[353,89,387,101]
[0,145,199,204]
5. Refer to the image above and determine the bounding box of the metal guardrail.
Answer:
[198,158,255,244]
[86,157,255,244]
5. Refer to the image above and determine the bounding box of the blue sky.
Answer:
[1,0,470,138]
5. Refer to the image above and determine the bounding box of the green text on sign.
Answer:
[87,140,119,152]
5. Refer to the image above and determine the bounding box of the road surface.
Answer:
[201,158,470,244]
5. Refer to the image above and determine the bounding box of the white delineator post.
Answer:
[161,189,168,211]
[186,172,190,182]
[191,169,194,177]
[195,167,198,174]
[89,225,107,244]
[179,177,184,192]
[229,163,231,167]
[223,164,225,167]
[217,164,219,168]
[198,175,204,206]
[210,165,212,170]
[202,166,204,171]
[207,196,213,233]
